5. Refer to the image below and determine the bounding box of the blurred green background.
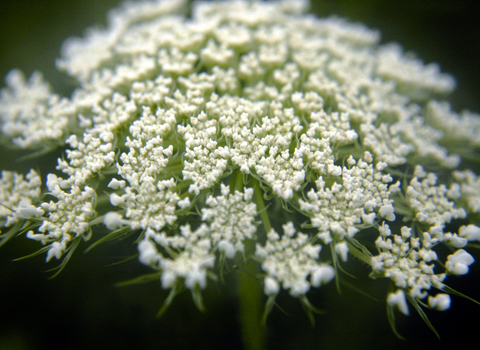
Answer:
[1,1,480,349]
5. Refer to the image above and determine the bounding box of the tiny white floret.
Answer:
[311,265,335,287]
[103,211,127,230]
[16,201,44,219]
[459,224,480,241]
[387,289,409,315]
[264,276,280,295]
[335,241,349,262]
[446,249,475,275]
[428,293,451,311]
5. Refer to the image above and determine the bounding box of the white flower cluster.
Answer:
[139,224,215,290]
[111,107,179,231]
[28,120,122,261]
[256,222,334,297]
[138,185,257,290]
[372,166,480,314]
[221,103,306,200]
[57,0,191,82]
[374,221,478,315]
[406,166,466,232]
[29,174,97,262]
[201,184,257,257]
[0,169,42,226]
[424,101,480,148]
[299,152,399,253]
[376,44,456,100]
[1,0,479,331]
[178,111,230,195]
[373,224,447,305]
[0,71,75,148]
[452,170,480,213]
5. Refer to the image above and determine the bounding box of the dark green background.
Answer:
[1,1,480,349]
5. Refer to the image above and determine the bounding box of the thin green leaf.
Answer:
[16,145,59,161]
[346,237,373,261]
[273,301,289,317]
[386,304,406,340]
[48,237,82,279]
[88,216,105,226]
[191,287,205,312]
[234,262,261,281]
[299,295,325,327]
[406,294,440,339]
[261,294,277,325]
[13,246,51,261]
[218,254,227,283]
[339,278,378,302]
[441,285,480,306]
[329,242,356,293]
[206,270,218,282]
[301,295,325,315]
[157,285,178,318]
[106,254,138,266]
[330,246,342,294]
[84,226,131,253]
[115,272,162,287]
[0,219,41,245]
[1,219,45,248]
[0,225,20,248]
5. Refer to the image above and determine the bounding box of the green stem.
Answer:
[233,175,267,350]
[253,178,271,233]
[238,256,266,350]
[230,167,244,193]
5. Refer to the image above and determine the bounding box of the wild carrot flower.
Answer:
[0,0,479,340]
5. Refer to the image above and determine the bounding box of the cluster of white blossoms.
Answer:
[1,0,479,333]
[138,184,257,290]
[256,222,335,297]
[370,165,479,317]
[0,169,42,226]
[299,152,399,254]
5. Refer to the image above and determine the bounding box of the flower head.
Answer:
[1,0,479,337]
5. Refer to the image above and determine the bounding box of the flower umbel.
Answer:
[1,0,479,340]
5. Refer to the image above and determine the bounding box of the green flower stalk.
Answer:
[1,0,480,344]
